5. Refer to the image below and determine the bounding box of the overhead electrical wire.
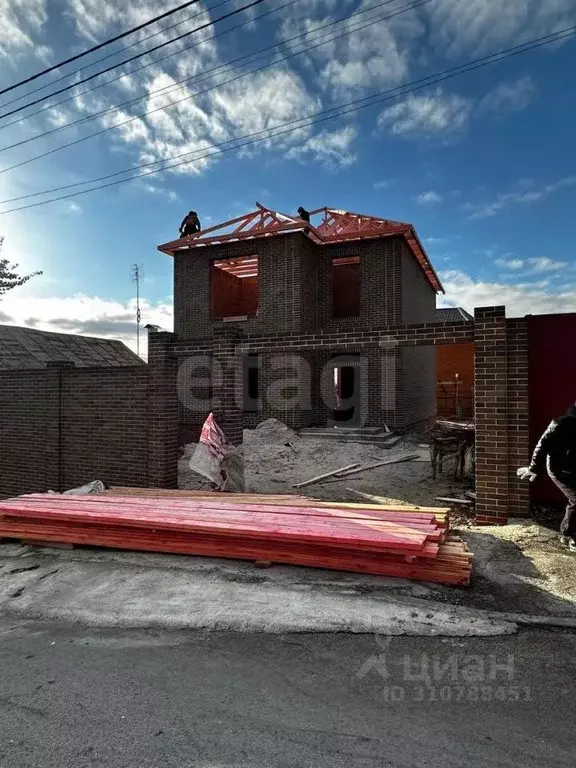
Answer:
[0,0,285,128]
[0,0,304,136]
[0,0,267,121]
[0,0,419,164]
[2,25,573,214]
[0,0,233,110]
[0,0,206,98]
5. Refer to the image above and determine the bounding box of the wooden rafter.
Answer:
[158,203,443,292]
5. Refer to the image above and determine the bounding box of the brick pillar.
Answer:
[213,327,244,445]
[148,331,178,488]
[506,318,530,517]
[474,306,509,524]
[45,361,75,492]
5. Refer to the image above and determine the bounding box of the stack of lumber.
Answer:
[0,490,471,586]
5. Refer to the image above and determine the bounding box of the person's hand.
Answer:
[517,466,537,482]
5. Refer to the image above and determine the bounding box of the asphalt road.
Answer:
[0,619,575,767]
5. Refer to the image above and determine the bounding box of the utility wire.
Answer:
[0,0,233,110]
[0,0,206,98]
[0,0,303,138]
[0,0,414,161]
[0,0,297,132]
[1,26,574,213]
[0,0,267,121]
[0,0,295,132]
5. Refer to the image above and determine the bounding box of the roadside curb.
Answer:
[488,612,576,630]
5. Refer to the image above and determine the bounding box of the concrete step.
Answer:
[297,427,400,446]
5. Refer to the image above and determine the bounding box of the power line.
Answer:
[0,0,296,133]
[0,0,417,167]
[1,26,574,213]
[2,25,572,206]
[0,0,206,98]
[0,0,304,140]
[0,0,295,133]
[0,0,233,110]
[0,0,267,121]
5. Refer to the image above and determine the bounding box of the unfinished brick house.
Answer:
[158,204,444,437]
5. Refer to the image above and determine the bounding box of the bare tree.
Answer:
[0,236,42,298]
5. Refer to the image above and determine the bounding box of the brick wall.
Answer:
[0,363,151,499]
[0,370,50,497]
[174,233,322,339]
[401,243,436,324]
[474,307,510,524]
[398,346,437,431]
[60,366,150,490]
[174,233,415,340]
[0,304,534,520]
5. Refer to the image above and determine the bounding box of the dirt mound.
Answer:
[243,418,297,446]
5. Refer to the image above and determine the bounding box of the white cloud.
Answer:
[373,180,390,189]
[463,176,576,219]
[0,0,48,60]
[378,88,472,137]
[277,0,419,97]
[439,269,576,317]
[479,76,537,115]
[495,258,525,269]
[425,0,576,58]
[416,190,442,205]
[0,292,174,354]
[142,183,179,201]
[286,125,357,168]
[528,257,569,272]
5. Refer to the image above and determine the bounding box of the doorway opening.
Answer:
[331,354,361,425]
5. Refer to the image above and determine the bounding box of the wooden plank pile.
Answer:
[0,489,472,586]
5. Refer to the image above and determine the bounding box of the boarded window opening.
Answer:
[243,354,260,412]
[211,256,259,320]
[332,256,360,318]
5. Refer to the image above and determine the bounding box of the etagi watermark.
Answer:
[176,353,397,416]
[357,637,531,704]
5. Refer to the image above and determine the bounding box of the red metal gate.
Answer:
[528,313,576,502]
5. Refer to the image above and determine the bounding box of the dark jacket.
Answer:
[530,405,576,476]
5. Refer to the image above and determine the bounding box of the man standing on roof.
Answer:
[179,210,201,237]
[517,402,576,552]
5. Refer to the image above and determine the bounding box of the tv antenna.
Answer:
[131,263,143,357]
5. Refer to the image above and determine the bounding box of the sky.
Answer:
[0,0,575,355]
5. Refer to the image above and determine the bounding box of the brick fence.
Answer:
[170,305,530,522]
[0,307,532,521]
[0,362,150,498]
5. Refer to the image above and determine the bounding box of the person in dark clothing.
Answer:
[297,206,310,223]
[179,210,201,237]
[517,403,576,552]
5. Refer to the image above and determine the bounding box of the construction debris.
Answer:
[0,490,472,586]
[180,419,471,507]
[293,464,360,489]
[434,497,474,506]
[332,453,420,479]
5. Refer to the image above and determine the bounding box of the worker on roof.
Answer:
[179,210,201,237]
[297,206,310,223]
[517,401,576,553]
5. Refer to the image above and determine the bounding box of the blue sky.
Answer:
[0,0,575,353]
